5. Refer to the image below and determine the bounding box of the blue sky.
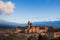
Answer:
[0,0,60,23]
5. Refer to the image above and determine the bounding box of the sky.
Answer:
[0,0,60,23]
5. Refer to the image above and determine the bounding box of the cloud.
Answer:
[0,0,15,15]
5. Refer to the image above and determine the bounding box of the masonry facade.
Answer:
[15,21,60,38]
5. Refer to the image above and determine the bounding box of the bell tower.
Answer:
[28,21,31,29]
[26,21,32,33]
[28,21,32,29]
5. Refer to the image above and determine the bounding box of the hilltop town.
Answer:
[0,21,60,40]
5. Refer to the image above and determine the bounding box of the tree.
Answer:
[38,34,42,40]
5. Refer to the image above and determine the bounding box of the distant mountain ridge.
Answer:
[0,20,60,28]
[32,21,60,28]
[0,20,19,27]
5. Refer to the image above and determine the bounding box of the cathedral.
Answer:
[15,21,48,34]
[14,21,60,38]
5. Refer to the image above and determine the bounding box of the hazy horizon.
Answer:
[0,0,60,23]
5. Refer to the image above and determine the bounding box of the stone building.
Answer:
[14,21,60,38]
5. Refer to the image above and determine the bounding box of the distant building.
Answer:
[12,21,60,38]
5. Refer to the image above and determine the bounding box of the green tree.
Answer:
[38,34,42,40]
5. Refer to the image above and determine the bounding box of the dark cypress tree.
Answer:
[38,34,42,40]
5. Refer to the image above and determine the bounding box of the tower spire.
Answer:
[28,21,31,29]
